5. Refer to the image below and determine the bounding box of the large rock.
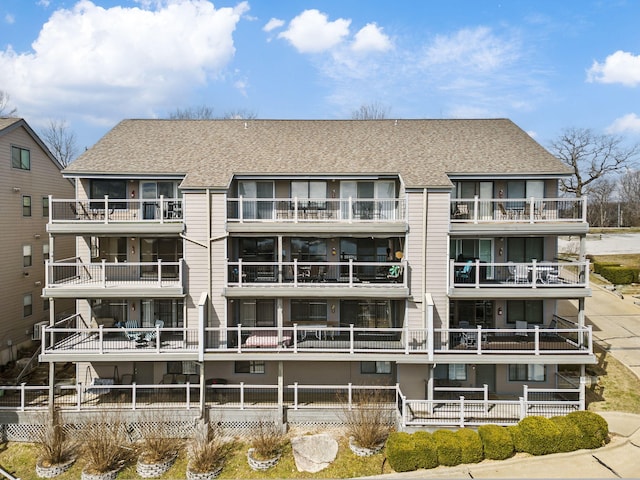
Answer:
[291,434,339,473]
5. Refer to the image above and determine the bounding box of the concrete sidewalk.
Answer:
[360,412,640,479]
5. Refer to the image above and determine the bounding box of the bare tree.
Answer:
[168,105,215,119]
[548,127,640,198]
[587,178,616,227]
[221,108,257,120]
[619,169,640,226]
[351,102,390,120]
[40,119,78,167]
[0,90,18,117]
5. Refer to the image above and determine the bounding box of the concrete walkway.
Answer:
[361,284,640,479]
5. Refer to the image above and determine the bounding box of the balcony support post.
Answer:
[237,324,242,353]
[348,259,353,287]
[293,324,298,353]
[483,384,489,413]
[101,259,106,288]
[293,382,299,410]
[159,195,164,224]
[240,382,245,410]
[157,259,162,287]
[186,383,190,410]
[348,383,353,411]
[104,195,109,224]
[349,324,354,354]
[534,326,540,355]
[473,195,479,224]
[579,376,586,410]
[132,382,137,410]
[99,325,104,355]
[459,396,465,428]
[238,195,244,223]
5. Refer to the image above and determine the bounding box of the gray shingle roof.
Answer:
[64,119,570,188]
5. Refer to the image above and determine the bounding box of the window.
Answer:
[506,237,544,263]
[238,299,275,327]
[340,300,395,328]
[434,364,467,381]
[42,244,49,262]
[291,300,327,323]
[11,146,30,170]
[235,361,265,374]
[506,300,543,325]
[42,197,49,217]
[23,245,32,267]
[167,361,199,375]
[90,179,126,208]
[23,294,33,317]
[291,181,326,207]
[361,361,392,374]
[509,364,545,382]
[291,238,327,262]
[22,195,32,216]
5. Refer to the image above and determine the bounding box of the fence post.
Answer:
[132,382,137,410]
[401,395,407,429]
[579,376,586,411]
[104,195,109,224]
[348,383,353,411]
[240,382,245,410]
[519,396,526,420]
[237,324,242,353]
[483,384,489,413]
[349,324,354,354]
[186,383,191,411]
[293,382,299,410]
[459,396,465,428]
[76,382,82,411]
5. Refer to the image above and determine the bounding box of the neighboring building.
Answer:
[0,118,74,366]
[40,119,593,428]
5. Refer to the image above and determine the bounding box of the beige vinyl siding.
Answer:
[209,192,227,327]
[183,192,211,327]
[0,124,73,362]
[425,190,450,328]
[404,190,425,329]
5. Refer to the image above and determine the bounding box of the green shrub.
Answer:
[551,416,581,453]
[478,424,514,460]
[593,261,619,275]
[413,431,438,470]
[432,430,461,466]
[456,428,483,464]
[514,416,561,455]
[507,425,523,452]
[566,411,609,449]
[386,432,418,473]
[599,265,638,284]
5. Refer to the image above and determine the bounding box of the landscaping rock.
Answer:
[291,434,338,473]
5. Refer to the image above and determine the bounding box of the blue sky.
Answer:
[1,0,640,152]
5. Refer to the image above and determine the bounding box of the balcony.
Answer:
[226,197,407,234]
[450,197,588,236]
[39,317,593,361]
[47,197,184,235]
[449,260,590,299]
[43,258,184,298]
[225,260,409,298]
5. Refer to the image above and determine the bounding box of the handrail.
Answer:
[14,346,41,386]
[450,196,587,223]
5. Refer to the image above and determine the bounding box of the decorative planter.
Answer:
[186,464,223,480]
[247,448,281,471]
[35,458,75,478]
[136,453,177,478]
[348,436,385,457]
[81,467,120,480]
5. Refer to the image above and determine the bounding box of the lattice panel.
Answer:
[3,423,44,442]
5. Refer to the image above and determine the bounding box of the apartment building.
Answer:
[0,118,74,366]
[40,119,593,428]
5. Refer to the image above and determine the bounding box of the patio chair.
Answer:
[141,320,164,344]
[453,203,469,219]
[455,260,473,283]
[122,320,141,341]
[460,332,477,348]
[387,264,403,282]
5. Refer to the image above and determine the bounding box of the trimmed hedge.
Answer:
[566,411,609,449]
[456,428,483,464]
[413,431,438,470]
[432,430,461,466]
[599,265,638,284]
[592,261,620,275]
[384,412,609,473]
[478,424,514,460]
[512,416,561,455]
[551,415,582,453]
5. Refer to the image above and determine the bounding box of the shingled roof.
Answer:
[64,118,570,189]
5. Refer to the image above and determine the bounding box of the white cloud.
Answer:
[0,0,248,124]
[278,9,350,53]
[5,14,15,24]
[351,23,392,53]
[263,17,284,32]
[587,50,640,87]
[37,0,51,7]
[606,113,640,134]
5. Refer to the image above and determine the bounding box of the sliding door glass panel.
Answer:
[377,181,395,218]
[340,181,357,219]
[479,182,493,219]
[526,181,544,199]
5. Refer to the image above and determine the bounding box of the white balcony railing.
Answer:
[227,196,406,222]
[45,259,183,289]
[49,196,183,223]
[227,260,407,287]
[450,260,589,289]
[450,197,587,223]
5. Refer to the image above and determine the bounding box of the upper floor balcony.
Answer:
[224,260,409,298]
[449,259,591,299]
[47,197,184,235]
[43,258,184,298]
[450,197,588,236]
[226,197,407,234]
[38,314,593,362]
